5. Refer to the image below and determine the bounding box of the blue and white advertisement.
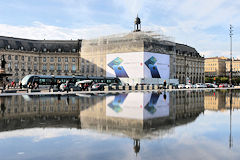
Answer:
[106,92,169,120]
[106,52,170,79]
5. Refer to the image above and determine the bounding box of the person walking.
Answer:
[163,80,167,89]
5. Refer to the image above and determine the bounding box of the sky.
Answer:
[0,0,240,58]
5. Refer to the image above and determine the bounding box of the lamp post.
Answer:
[229,25,233,86]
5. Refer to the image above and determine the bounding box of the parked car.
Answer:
[218,83,228,88]
[185,84,194,88]
[195,83,207,88]
[206,83,218,88]
[60,83,80,91]
[178,84,185,89]
[91,83,107,91]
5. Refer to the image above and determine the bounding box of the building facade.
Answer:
[204,56,227,77]
[176,44,205,84]
[0,18,204,84]
[205,56,240,78]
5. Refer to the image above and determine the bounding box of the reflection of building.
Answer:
[0,16,204,84]
[204,90,240,111]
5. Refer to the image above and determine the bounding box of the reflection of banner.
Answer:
[106,52,170,79]
[106,92,169,120]
[107,94,128,113]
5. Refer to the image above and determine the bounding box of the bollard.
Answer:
[143,85,148,90]
[137,85,141,90]
[28,89,31,93]
[132,85,135,91]
[70,88,73,92]
[149,85,153,90]
[169,85,173,89]
[125,85,129,91]
[104,86,109,91]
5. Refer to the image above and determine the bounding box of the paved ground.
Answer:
[0,87,238,96]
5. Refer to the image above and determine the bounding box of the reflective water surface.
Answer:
[0,90,240,160]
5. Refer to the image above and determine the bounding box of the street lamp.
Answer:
[229,25,233,86]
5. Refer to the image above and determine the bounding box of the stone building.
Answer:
[204,56,227,77]
[0,17,204,84]
[226,59,240,77]
[0,36,81,82]
[176,43,205,84]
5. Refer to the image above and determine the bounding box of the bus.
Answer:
[21,75,121,88]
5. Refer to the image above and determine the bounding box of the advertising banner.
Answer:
[106,92,169,120]
[106,52,170,79]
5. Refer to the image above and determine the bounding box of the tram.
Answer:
[21,75,121,88]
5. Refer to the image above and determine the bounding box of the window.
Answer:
[58,57,61,62]
[81,58,85,63]
[28,63,31,70]
[50,64,54,71]
[21,56,24,61]
[34,64,37,71]
[65,57,68,62]
[86,65,89,73]
[28,57,31,62]
[50,57,54,62]
[43,57,46,62]
[64,64,68,71]
[81,65,84,73]
[72,49,76,52]
[72,58,75,62]
[15,63,18,69]
[72,64,76,71]
[34,57,37,61]
[43,64,47,71]
[22,63,24,69]
[15,55,18,60]
[91,65,94,73]
[8,62,11,70]
[8,55,11,60]
[57,64,61,70]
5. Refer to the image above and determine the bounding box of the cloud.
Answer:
[0,128,114,142]
[1,0,240,58]
[0,21,128,40]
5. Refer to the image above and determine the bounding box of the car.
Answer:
[195,83,207,88]
[206,83,218,88]
[178,84,185,89]
[60,83,80,91]
[185,84,194,88]
[91,83,107,91]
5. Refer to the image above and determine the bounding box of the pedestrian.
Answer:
[19,81,22,89]
[57,80,61,91]
[49,79,54,92]
[3,82,6,91]
[66,80,70,93]
[163,80,167,89]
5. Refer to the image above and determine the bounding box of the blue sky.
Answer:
[0,0,240,58]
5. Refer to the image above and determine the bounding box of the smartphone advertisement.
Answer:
[106,92,169,120]
[106,52,170,79]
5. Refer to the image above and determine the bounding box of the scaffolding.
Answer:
[83,31,175,46]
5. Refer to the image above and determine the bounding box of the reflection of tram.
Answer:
[21,75,121,88]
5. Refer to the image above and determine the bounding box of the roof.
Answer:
[0,36,81,52]
[176,43,201,57]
